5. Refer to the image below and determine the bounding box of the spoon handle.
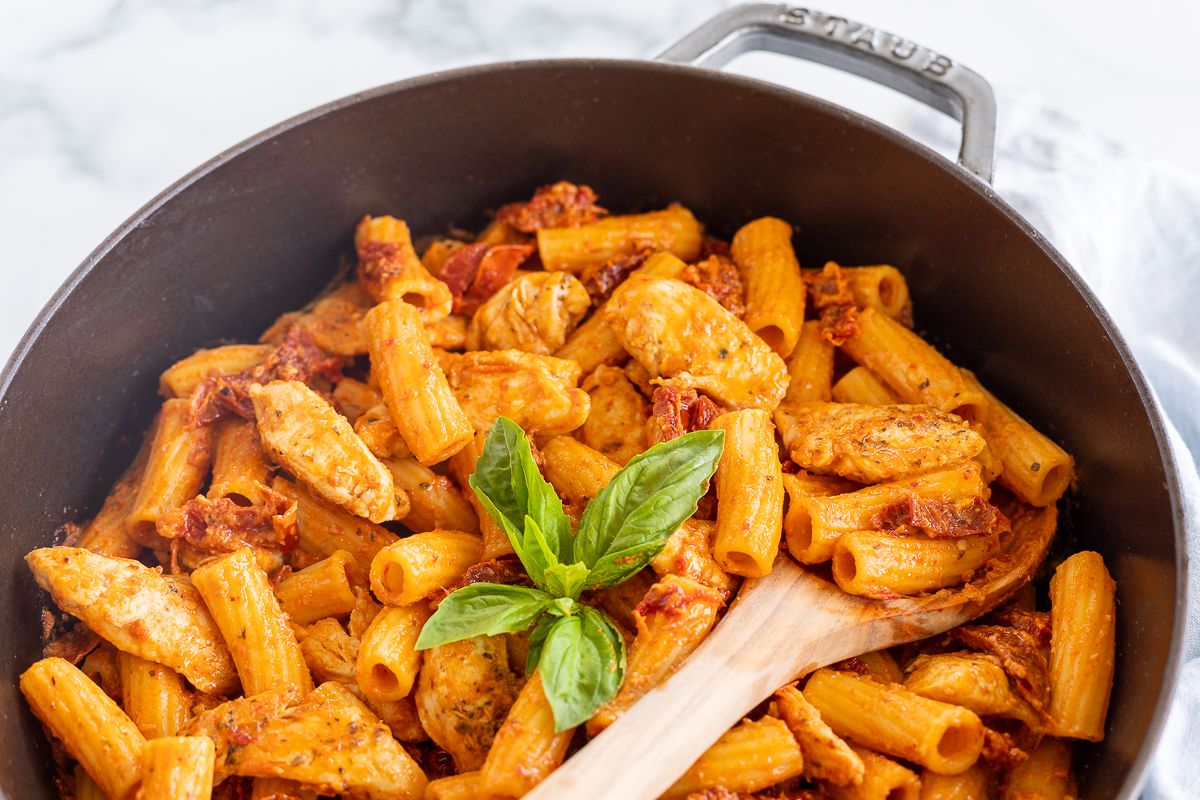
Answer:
[524,560,851,800]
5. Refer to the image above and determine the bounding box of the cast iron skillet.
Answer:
[0,5,1185,797]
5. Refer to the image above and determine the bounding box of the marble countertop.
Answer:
[2,0,1199,365]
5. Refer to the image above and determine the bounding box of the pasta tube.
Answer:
[356,604,430,703]
[588,575,724,735]
[272,476,398,586]
[537,205,702,273]
[856,650,906,684]
[426,313,470,350]
[370,530,482,606]
[731,216,807,357]
[827,746,921,800]
[804,668,984,774]
[841,265,911,321]
[354,402,412,460]
[25,547,238,695]
[332,377,381,423]
[355,214,453,319]
[833,366,901,405]
[841,307,986,421]
[919,762,990,800]
[363,299,474,465]
[784,319,836,403]
[191,548,313,696]
[159,343,272,398]
[710,409,785,577]
[382,456,479,534]
[138,736,215,800]
[774,684,864,785]
[788,463,986,564]
[74,766,106,800]
[540,435,620,505]
[479,671,575,798]
[126,398,214,545]
[250,380,402,524]
[119,652,192,739]
[780,471,851,558]
[21,657,145,800]
[276,550,358,624]
[663,717,805,799]
[1048,551,1116,741]
[79,468,144,559]
[832,531,1000,597]
[963,370,1074,506]
[426,772,481,800]
[905,652,1037,725]
[207,418,272,505]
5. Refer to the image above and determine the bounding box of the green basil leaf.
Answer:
[469,417,573,588]
[574,429,725,588]
[538,606,627,732]
[468,417,530,533]
[544,561,590,600]
[545,596,577,618]
[414,583,552,650]
[525,613,558,675]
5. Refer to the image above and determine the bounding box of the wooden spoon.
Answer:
[525,504,1056,800]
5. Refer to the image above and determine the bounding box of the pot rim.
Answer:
[0,57,1186,798]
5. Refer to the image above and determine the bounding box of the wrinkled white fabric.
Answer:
[907,93,1199,798]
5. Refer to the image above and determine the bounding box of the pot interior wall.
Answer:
[0,61,1178,798]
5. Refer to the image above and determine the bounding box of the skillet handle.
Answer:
[657,4,997,183]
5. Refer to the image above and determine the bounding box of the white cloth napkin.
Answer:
[908,92,1200,798]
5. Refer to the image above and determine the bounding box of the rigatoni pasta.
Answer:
[841,307,986,421]
[710,408,785,577]
[356,604,430,703]
[18,182,1106,800]
[125,398,214,545]
[275,550,358,624]
[662,717,805,799]
[21,657,145,800]
[1048,551,1116,741]
[363,298,474,465]
[804,668,984,775]
[369,530,482,606]
[191,548,313,696]
[730,216,807,357]
[138,736,215,800]
[118,652,192,739]
[537,205,702,273]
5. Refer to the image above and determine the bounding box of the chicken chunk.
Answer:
[604,275,788,410]
[774,401,985,483]
[467,271,591,354]
[437,350,590,435]
[415,635,523,771]
[249,380,404,524]
[26,547,238,695]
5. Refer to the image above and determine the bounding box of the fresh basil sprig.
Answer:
[415,416,724,731]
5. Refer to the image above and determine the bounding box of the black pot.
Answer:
[0,5,1184,798]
